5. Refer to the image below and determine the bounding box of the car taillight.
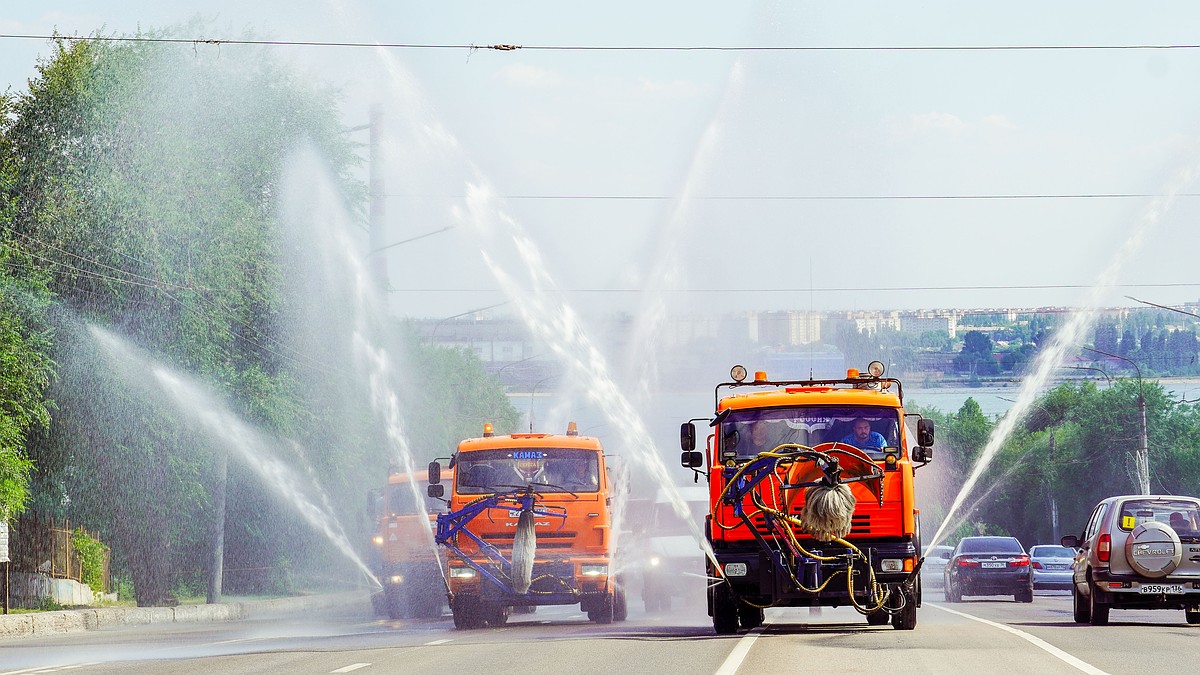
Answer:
[1098,533,1111,563]
[1031,561,1044,569]
[956,558,980,567]
[1011,556,1030,567]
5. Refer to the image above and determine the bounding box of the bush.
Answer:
[70,527,108,593]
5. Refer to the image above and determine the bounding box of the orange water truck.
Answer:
[427,422,627,628]
[680,361,934,633]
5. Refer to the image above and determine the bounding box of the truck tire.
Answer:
[587,593,615,624]
[613,583,629,622]
[451,596,485,629]
[866,609,890,625]
[738,603,764,630]
[891,589,917,630]
[1185,608,1200,624]
[484,602,510,627]
[712,582,739,635]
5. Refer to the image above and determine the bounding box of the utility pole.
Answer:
[1083,346,1149,495]
[1048,432,1059,543]
[207,449,227,604]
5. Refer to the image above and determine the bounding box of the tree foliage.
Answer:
[1,30,516,605]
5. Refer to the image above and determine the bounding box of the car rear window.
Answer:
[1116,499,1200,532]
[1029,545,1074,557]
[959,537,1023,554]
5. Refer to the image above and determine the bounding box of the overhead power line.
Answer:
[5,33,1200,53]
[381,192,1200,202]
[387,282,1200,294]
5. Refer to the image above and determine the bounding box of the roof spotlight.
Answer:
[730,365,748,382]
[868,361,886,378]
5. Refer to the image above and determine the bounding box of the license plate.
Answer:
[981,562,1005,569]
[1140,584,1184,594]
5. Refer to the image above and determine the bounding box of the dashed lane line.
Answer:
[929,603,1109,675]
[329,664,371,673]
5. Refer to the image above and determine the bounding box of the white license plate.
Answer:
[981,562,1005,569]
[1140,584,1185,594]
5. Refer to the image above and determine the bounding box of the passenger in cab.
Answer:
[839,418,886,452]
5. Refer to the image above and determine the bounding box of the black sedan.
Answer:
[943,536,1034,603]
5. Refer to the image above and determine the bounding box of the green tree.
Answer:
[954,330,999,377]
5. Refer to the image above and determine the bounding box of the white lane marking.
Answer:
[330,664,371,673]
[929,604,1109,675]
[424,638,453,645]
[713,622,768,675]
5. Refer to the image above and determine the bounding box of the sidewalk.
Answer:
[0,590,372,640]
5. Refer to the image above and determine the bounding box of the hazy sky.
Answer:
[4,2,1200,319]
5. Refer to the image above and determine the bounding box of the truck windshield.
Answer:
[456,449,600,494]
[719,405,901,460]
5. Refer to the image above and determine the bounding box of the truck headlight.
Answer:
[372,535,384,545]
[581,564,608,577]
[449,567,477,579]
[880,559,904,572]
[724,562,748,577]
[648,556,661,568]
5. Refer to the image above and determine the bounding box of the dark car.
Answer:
[943,536,1033,603]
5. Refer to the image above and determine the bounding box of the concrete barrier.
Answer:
[0,590,372,640]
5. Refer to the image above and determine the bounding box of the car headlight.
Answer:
[648,556,661,568]
[449,567,477,579]
[389,575,404,585]
[372,535,384,545]
[581,564,608,577]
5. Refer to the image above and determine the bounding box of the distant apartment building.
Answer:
[899,311,958,339]
[750,311,821,346]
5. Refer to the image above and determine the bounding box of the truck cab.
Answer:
[429,422,627,628]
[368,467,449,620]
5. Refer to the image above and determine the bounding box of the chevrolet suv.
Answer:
[1061,495,1200,626]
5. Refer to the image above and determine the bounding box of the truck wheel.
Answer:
[738,603,764,630]
[1185,608,1200,624]
[385,587,409,620]
[866,609,890,625]
[484,602,510,627]
[891,589,917,630]
[712,582,739,635]
[451,596,485,630]
[587,593,615,624]
[613,583,629,622]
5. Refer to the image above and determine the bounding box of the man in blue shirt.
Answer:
[839,418,886,451]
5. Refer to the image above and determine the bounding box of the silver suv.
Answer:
[1061,495,1200,625]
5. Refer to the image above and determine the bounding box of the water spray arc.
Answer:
[927,160,1199,549]
[88,325,381,590]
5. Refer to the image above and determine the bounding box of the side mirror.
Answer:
[917,418,935,448]
[1060,534,1079,548]
[428,461,442,485]
[681,451,703,469]
[680,422,696,452]
[912,446,933,463]
[427,484,445,499]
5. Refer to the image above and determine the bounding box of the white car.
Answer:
[920,545,953,589]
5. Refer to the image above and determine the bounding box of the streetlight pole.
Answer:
[1083,346,1149,495]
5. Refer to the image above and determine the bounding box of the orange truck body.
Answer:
[432,425,627,628]
[369,469,448,620]
[684,365,933,633]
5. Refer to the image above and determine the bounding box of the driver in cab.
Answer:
[839,418,886,452]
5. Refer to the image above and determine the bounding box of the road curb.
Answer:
[0,590,370,640]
